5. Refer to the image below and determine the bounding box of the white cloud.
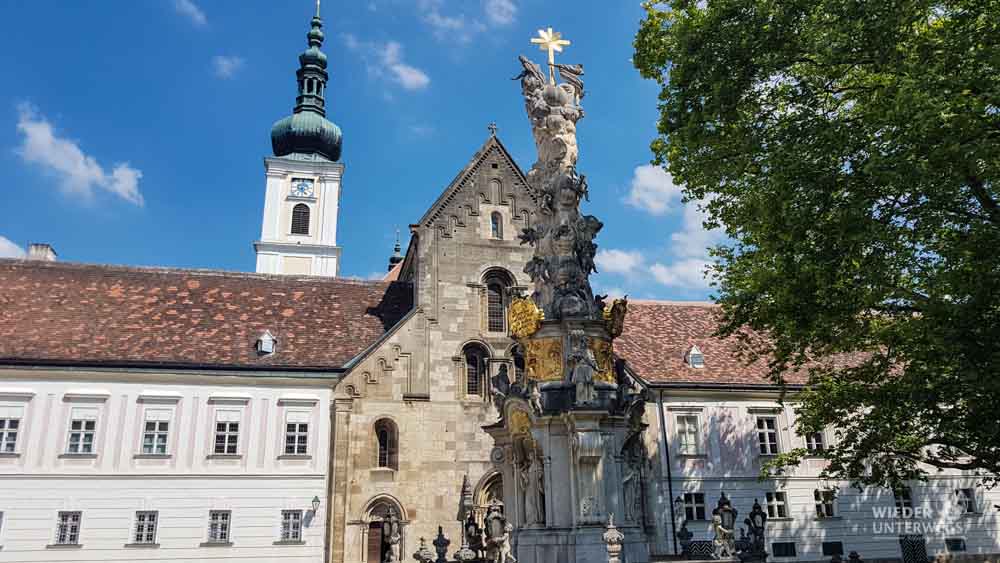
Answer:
[343,35,430,91]
[624,164,683,215]
[595,249,644,276]
[15,103,144,206]
[409,124,434,137]
[483,0,516,25]
[173,0,207,26]
[212,55,245,79]
[650,198,723,289]
[649,259,711,289]
[0,236,25,258]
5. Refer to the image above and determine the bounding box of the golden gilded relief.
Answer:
[524,337,563,381]
[588,339,616,384]
[604,298,628,338]
[509,409,531,436]
[508,297,544,339]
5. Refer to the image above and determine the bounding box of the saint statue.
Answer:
[383,512,402,563]
[569,330,598,405]
[520,449,545,526]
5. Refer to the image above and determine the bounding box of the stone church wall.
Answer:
[330,140,538,563]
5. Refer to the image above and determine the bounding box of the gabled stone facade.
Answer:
[328,135,539,563]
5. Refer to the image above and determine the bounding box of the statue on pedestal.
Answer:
[520,449,545,526]
[383,511,402,563]
[568,330,598,406]
[712,493,738,559]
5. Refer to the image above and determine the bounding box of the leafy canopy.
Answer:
[634,0,1000,488]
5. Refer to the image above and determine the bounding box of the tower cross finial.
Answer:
[530,27,571,84]
[488,122,497,136]
[316,0,321,18]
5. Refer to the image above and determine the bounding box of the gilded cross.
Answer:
[530,27,571,84]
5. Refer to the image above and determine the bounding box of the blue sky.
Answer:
[0,1,719,301]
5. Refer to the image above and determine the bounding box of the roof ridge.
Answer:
[627,298,718,307]
[0,258,394,287]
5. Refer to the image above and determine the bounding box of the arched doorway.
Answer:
[361,496,405,563]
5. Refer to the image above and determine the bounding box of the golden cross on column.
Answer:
[530,27,571,85]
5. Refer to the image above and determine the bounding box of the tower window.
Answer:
[291,204,310,235]
[487,283,505,332]
[374,419,398,470]
[463,343,489,397]
[490,212,503,240]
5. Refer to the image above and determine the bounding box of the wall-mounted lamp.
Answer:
[312,495,321,513]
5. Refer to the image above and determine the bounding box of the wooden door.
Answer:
[367,522,384,563]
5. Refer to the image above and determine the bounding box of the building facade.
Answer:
[0,7,997,563]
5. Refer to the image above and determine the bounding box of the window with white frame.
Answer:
[805,431,825,452]
[142,409,170,455]
[756,416,779,455]
[814,489,837,518]
[682,492,706,521]
[957,488,977,514]
[284,412,309,455]
[0,405,23,453]
[676,414,701,455]
[133,511,158,544]
[766,492,789,518]
[280,510,303,541]
[55,511,82,545]
[207,510,231,543]
[894,486,913,515]
[67,407,98,454]
[214,410,240,455]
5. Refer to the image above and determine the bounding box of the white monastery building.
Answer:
[0,7,997,563]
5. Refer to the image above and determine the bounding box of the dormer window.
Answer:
[257,331,276,355]
[685,345,704,368]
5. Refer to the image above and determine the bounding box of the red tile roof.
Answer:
[0,260,412,371]
[615,300,807,386]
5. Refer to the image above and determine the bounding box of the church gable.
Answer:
[418,135,537,241]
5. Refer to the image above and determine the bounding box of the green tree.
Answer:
[634,0,1000,488]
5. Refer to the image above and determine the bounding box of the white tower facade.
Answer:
[254,156,344,276]
[255,7,344,277]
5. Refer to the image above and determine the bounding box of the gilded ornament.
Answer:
[508,297,544,339]
[588,339,616,384]
[524,337,563,381]
[509,409,531,436]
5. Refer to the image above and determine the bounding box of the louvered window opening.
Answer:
[291,204,310,235]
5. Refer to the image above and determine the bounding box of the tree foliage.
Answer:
[634,0,1000,488]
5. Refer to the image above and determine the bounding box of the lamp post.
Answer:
[312,496,321,514]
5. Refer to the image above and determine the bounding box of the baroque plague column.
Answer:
[485,28,652,563]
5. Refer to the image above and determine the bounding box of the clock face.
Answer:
[291,179,315,198]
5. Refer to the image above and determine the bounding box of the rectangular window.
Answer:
[894,486,913,515]
[280,510,303,541]
[805,431,825,452]
[284,412,309,455]
[55,511,82,545]
[676,415,701,455]
[814,489,837,518]
[957,488,976,514]
[946,538,967,552]
[822,542,844,556]
[67,408,97,454]
[207,510,231,543]
[142,409,170,455]
[214,410,240,455]
[756,416,779,455]
[0,405,24,454]
[772,542,797,557]
[765,492,788,518]
[682,492,706,521]
[133,511,158,544]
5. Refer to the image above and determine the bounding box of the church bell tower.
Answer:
[254,3,344,277]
